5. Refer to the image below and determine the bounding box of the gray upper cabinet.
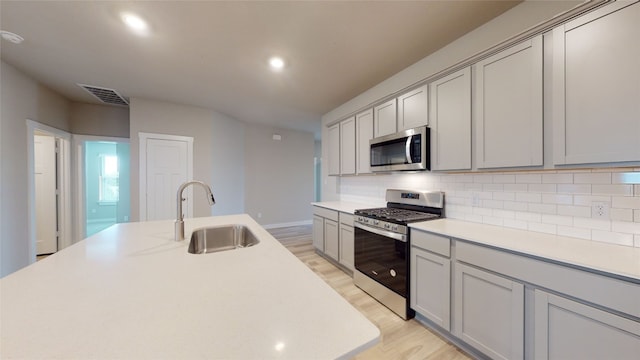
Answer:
[373,98,397,137]
[430,67,472,171]
[397,84,429,131]
[340,116,356,175]
[327,123,340,176]
[356,109,374,175]
[552,2,640,165]
[474,35,543,169]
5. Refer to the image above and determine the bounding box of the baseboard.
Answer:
[262,220,312,230]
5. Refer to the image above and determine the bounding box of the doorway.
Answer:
[27,120,72,261]
[73,135,130,239]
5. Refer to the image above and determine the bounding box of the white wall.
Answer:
[244,125,314,227]
[0,60,71,277]
[70,103,129,138]
[211,111,245,216]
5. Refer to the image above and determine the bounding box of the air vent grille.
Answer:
[77,84,129,106]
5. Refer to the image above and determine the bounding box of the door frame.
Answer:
[138,132,193,221]
[26,120,72,262]
[72,135,130,242]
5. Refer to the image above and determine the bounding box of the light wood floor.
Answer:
[268,225,471,360]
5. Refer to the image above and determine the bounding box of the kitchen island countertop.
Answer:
[0,215,379,359]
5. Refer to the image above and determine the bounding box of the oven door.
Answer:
[354,222,409,297]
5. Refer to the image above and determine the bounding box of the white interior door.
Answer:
[34,135,58,255]
[140,134,192,221]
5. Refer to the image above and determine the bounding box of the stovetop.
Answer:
[354,207,441,223]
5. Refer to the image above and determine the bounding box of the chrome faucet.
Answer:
[175,180,215,241]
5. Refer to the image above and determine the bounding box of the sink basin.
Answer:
[188,225,259,254]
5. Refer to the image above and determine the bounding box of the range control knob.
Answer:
[374,220,379,225]
[393,225,399,231]
[384,223,390,229]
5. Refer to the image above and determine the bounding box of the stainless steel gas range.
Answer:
[354,189,444,320]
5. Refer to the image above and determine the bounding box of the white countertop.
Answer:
[410,219,640,282]
[311,201,379,214]
[0,215,379,359]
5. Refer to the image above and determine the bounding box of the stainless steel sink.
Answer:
[188,225,259,254]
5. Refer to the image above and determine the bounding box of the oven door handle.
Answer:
[355,222,407,242]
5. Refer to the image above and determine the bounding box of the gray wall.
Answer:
[70,102,129,138]
[244,125,314,226]
[129,98,216,220]
[0,60,71,277]
[211,113,246,216]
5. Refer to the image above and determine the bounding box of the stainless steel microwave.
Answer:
[370,126,429,172]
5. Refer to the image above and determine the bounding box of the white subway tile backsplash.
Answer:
[591,184,633,196]
[557,226,591,240]
[528,184,557,193]
[611,196,640,209]
[528,222,557,235]
[504,184,528,192]
[612,221,640,235]
[557,184,591,194]
[542,173,573,184]
[610,208,633,222]
[528,203,557,215]
[339,168,640,248]
[493,174,515,183]
[557,205,591,218]
[516,192,542,203]
[591,230,634,247]
[503,201,528,211]
[494,192,516,201]
[542,194,573,205]
[516,174,542,184]
[541,214,573,226]
[612,172,640,184]
[503,218,528,230]
[573,217,611,231]
[574,172,611,184]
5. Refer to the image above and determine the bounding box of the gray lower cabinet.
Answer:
[324,219,339,261]
[338,223,354,271]
[410,246,451,330]
[454,262,524,360]
[534,290,640,360]
[312,215,324,251]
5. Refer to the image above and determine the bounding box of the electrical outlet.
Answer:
[591,201,610,219]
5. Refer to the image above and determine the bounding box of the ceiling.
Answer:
[1,1,521,136]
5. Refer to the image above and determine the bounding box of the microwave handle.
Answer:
[405,135,413,164]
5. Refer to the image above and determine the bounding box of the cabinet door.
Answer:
[534,290,640,360]
[411,246,451,330]
[553,2,640,165]
[374,99,397,137]
[339,117,356,175]
[430,67,471,171]
[398,84,428,131]
[474,35,543,168]
[312,215,324,251]
[454,263,524,360]
[339,224,354,271]
[356,109,374,174]
[327,123,340,176]
[324,219,339,261]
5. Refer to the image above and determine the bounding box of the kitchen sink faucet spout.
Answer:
[175,181,216,241]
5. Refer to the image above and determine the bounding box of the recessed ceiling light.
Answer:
[0,30,24,44]
[269,56,285,71]
[120,12,148,34]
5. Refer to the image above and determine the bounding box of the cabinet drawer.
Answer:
[456,240,640,318]
[339,212,354,226]
[411,230,450,257]
[313,206,339,221]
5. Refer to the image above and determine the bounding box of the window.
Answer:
[99,155,119,203]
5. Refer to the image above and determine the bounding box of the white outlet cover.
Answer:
[591,201,610,219]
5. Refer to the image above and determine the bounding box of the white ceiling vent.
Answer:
[78,84,129,106]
